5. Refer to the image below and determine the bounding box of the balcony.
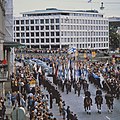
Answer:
[0,64,8,81]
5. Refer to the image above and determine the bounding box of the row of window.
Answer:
[61,37,108,43]
[61,31,108,36]
[15,32,60,37]
[15,38,60,43]
[61,25,108,31]
[15,18,60,25]
[61,19,108,24]
[15,25,60,31]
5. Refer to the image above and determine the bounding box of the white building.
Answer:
[14,8,109,50]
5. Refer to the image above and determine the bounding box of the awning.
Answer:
[3,41,25,48]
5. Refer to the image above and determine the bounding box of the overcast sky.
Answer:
[13,0,120,17]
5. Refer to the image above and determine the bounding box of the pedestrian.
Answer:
[6,91,11,107]
[50,93,53,109]
[66,106,70,120]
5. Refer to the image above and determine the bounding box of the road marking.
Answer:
[106,116,110,120]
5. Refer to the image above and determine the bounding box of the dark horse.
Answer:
[84,96,92,114]
[105,93,114,113]
[95,95,103,113]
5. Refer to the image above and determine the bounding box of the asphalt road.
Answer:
[59,82,120,120]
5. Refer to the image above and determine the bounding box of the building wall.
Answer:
[0,0,5,60]
[14,10,109,50]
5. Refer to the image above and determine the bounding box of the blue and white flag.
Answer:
[68,47,76,54]
[88,0,92,3]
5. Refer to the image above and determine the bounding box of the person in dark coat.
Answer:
[66,106,70,120]
[50,93,53,109]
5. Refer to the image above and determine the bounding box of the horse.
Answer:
[105,94,114,112]
[95,95,103,113]
[84,96,92,114]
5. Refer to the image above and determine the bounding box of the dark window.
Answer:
[21,33,25,37]
[51,25,54,30]
[16,33,20,37]
[56,19,59,23]
[21,39,25,43]
[41,32,44,36]
[35,19,39,24]
[51,38,54,43]
[46,32,49,36]
[26,26,29,30]
[31,26,34,30]
[46,26,49,30]
[36,32,39,36]
[26,39,29,43]
[21,20,24,24]
[16,27,19,31]
[56,38,60,42]
[46,38,49,43]
[31,32,34,37]
[16,20,19,24]
[56,25,59,30]
[36,39,39,43]
[31,39,34,43]
[50,19,54,23]
[21,26,24,31]
[26,32,29,37]
[56,32,60,36]
[40,19,44,24]
[51,32,54,36]
[31,20,34,24]
[26,20,29,24]
[45,19,49,24]
[41,26,44,30]
[16,39,20,43]
[41,39,44,43]
[36,26,39,30]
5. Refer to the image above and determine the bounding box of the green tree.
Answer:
[109,26,120,50]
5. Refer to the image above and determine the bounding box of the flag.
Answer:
[88,0,92,2]
[68,47,76,54]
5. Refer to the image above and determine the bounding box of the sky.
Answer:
[13,0,120,17]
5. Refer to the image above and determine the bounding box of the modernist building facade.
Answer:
[14,8,109,50]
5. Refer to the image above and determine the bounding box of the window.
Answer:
[35,19,39,24]
[56,38,60,43]
[21,20,24,24]
[46,38,49,43]
[46,32,49,36]
[51,19,54,23]
[21,33,25,37]
[41,39,44,43]
[56,32,59,36]
[26,39,29,43]
[51,25,54,30]
[31,39,34,43]
[36,32,39,37]
[46,26,49,30]
[31,20,34,24]
[31,26,34,30]
[26,26,29,30]
[51,38,54,43]
[56,19,59,23]
[26,20,29,24]
[31,32,34,37]
[16,33,20,37]
[40,19,44,24]
[51,32,54,36]
[16,20,19,24]
[26,32,29,37]
[21,39,25,43]
[16,27,19,31]
[41,26,44,30]
[56,25,59,30]
[45,19,49,24]
[35,26,39,30]
[21,26,24,31]
[41,32,44,36]
[36,39,39,43]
